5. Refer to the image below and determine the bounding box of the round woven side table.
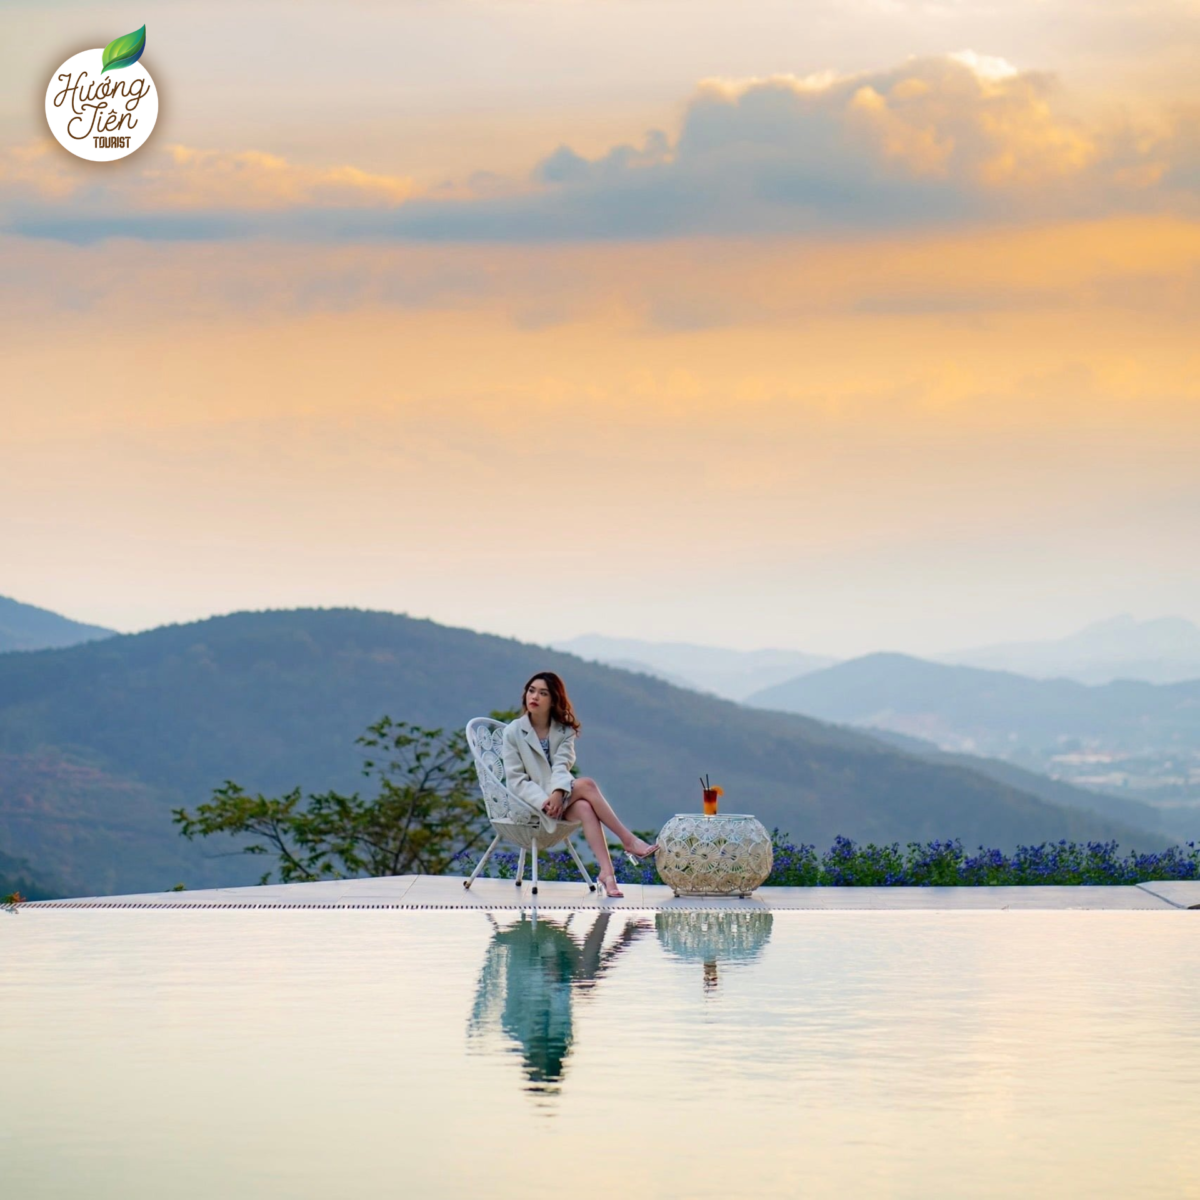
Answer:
[655,813,774,897]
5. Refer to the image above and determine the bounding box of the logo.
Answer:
[45,25,158,161]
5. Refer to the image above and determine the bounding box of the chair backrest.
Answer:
[465,717,540,829]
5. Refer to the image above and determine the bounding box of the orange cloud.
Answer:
[846,83,958,177]
[0,141,79,201]
[689,53,1102,197]
[7,210,1198,336]
[140,145,417,210]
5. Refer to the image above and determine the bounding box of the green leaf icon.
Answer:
[101,25,146,74]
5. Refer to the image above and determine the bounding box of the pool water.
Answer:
[3,909,1198,1198]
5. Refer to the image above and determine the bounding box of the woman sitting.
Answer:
[501,671,658,899]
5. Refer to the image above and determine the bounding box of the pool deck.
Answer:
[19,875,1200,910]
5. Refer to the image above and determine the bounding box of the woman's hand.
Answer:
[542,789,567,819]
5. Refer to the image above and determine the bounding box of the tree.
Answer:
[173,715,501,884]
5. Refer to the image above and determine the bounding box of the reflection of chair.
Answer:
[468,912,650,1091]
[464,717,594,895]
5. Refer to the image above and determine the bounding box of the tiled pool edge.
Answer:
[15,874,1200,911]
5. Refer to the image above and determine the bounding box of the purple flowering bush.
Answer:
[767,834,1200,886]
[453,831,1200,887]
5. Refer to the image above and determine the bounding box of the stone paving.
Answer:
[20,874,1200,910]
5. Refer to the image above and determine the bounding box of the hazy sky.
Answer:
[3,0,1199,656]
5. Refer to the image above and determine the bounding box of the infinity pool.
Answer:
[3,909,1198,1197]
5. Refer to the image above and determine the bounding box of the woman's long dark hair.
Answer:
[520,671,581,734]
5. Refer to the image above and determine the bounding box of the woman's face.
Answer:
[525,678,552,716]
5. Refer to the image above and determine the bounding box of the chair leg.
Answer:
[566,836,596,892]
[515,847,527,887]
[530,837,538,897]
[464,832,502,890]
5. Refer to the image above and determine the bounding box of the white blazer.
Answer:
[501,711,577,809]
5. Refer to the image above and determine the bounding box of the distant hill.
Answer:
[746,652,1200,752]
[0,844,60,901]
[0,594,116,654]
[0,609,1165,898]
[553,633,837,701]
[859,727,1179,840]
[935,613,1200,685]
[746,653,1200,839]
[599,657,699,692]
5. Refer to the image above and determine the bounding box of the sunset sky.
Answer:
[3,0,1199,656]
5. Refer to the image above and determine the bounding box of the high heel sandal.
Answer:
[624,839,659,867]
[596,872,624,899]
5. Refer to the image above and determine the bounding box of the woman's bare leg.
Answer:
[565,798,616,880]
[567,779,655,855]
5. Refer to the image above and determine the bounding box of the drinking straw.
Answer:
[699,777,706,790]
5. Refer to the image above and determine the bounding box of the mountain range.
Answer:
[555,615,1200,699]
[747,653,1200,839]
[860,726,1174,839]
[551,634,837,700]
[0,594,115,653]
[0,607,1167,898]
[0,845,59,901]
[6,593,1197,691]
[934,614,1200,685]
[748,652,1200,750]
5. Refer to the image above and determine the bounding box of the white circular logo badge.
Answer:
[45,26,158,162]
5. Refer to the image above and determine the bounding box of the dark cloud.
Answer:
[5,54,1199,245]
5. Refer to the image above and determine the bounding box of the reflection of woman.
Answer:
[469,912,649,1089]
[502,671,658,898]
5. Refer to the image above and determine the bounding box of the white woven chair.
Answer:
[464,717,595,896]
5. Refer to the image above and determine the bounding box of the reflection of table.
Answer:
[656,911,773,960]
[656,813,773,897]
[656,911,774,992]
